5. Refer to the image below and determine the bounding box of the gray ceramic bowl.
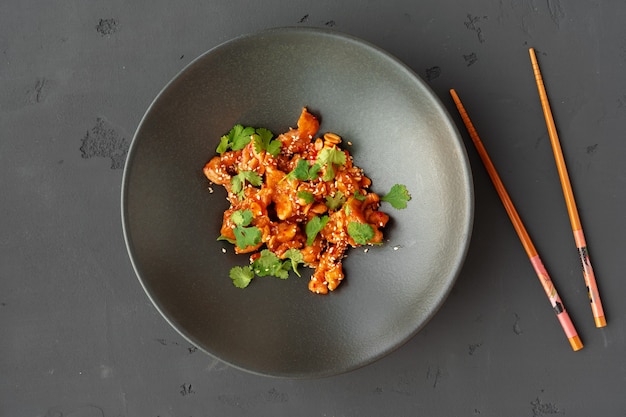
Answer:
[122,27,473,378]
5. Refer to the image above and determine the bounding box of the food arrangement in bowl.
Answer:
[122,27,473,378]
[204,107,411,294]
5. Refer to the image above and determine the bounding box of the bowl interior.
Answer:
[122,27,473,378]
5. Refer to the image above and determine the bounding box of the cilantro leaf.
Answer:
[322,165,335,182]
[252,249,290,279]
[347,222,375,245]
[232,224,262,250]
[230,248,302,288]
[230,125,255,150]
[297,190,315,204]
[231,178,244,196]
[308,163,321,179]
[252,128,282,156]
[216,135,231,154]
[244,171,263,186]
[217,125,255,153]
[316,147,347,167]
[230,266,254,288]
[316,148,346,181]
[231,209,253,227]
[230,210,261,249]
[276,266,290,279]
[231,170,262,199]
[283,248,304,277]
[266,140,282,157]
[381,184,411,209]
[305,215,329,246]
[217,235,235,244]
[325,191,345,210]
[353,190,367,201]
[218,125,274,154]
[287,159,310,181]
[286,159,320,181]
[254,127,273,146]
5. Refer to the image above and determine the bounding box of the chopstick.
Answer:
[449,89,583,351]
[528,48,606,328]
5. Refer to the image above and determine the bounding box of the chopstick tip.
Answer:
[569,335,584,351]
[449,88,459,101]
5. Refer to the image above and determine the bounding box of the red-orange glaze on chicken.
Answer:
[203,108,389,294]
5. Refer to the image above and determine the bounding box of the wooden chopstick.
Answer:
[529,48,606,328]
[450,89,583,351]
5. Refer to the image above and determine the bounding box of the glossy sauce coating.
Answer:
[204,108,389,294]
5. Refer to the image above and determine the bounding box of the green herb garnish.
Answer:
[353,190,367,201]
[252,128,282,157]
[231,209,253,226]
[251,249,290,279]
[381,184,412,209]
[347,222,375,245]
[228,248,305,288]
[216,136,231,154]
[297,190,315,204]
[316,147,346,181]
[305,215,329,246]
[325,191,345,210]
[217,125,255,154]
[286,158,321,181]
[216,235,236,244]
[229,266,254,288]
[231,170,262,199]
[214,116,412,292]
[282,248,304,277]
[230,209,261,250]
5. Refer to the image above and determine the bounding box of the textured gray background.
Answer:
[2,1,625,416]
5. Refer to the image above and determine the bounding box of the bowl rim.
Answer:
[121,25,474,378]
